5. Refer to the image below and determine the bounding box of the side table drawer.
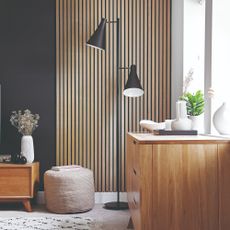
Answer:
[0,168,31,197]
[129,189,141,230]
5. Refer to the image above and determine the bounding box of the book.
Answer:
[153,129,198,135]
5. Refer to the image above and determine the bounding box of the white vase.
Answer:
[189,114,204,133]
[213,102,230,135]
[21,135,34,163]
[171,100,192,130]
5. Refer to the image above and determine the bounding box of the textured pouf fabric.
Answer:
[44,167,95,214]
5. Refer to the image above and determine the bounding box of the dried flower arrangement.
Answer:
[180,68,205,116]
[10,109,40,135]
[183,68,194,94]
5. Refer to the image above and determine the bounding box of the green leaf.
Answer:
[179,90,205,116]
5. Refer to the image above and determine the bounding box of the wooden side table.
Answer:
[127,133,230,230]
[0,162,39,212]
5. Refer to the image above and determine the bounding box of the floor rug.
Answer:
[0,216,102,230]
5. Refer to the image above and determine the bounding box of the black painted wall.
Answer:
[0,0,56,189]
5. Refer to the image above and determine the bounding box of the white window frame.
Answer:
[204,0,213,134]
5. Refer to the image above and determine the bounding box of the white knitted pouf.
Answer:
[44,167,95,213]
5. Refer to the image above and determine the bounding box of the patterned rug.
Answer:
[0,216,102,230]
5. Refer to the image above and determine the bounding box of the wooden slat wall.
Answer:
[56,0,171,192]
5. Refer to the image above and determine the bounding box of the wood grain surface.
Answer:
[0,162,40,212]
[56,0,171,191]
[126,133,230,230]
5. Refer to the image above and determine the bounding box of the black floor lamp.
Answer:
[86,18,144,210]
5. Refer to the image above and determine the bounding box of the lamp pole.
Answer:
[86,17,143,210]
[104,18,128,210]
[116,18,121,206]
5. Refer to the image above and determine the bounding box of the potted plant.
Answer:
[10,109,40,163]
[180,90,205,133]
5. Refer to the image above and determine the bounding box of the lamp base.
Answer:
[104,201,129,210]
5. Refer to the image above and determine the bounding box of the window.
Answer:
[183,0,205,94]
[211,0,230,133]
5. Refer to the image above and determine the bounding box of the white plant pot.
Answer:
[213,102,230,135]
[21,135,34,163]
[171,100,192,130]
[189,114,204,134]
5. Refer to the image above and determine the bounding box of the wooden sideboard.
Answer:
[126,133,230,230]
[0,162,39,212]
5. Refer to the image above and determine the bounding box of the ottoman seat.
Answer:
[44,166,95,213]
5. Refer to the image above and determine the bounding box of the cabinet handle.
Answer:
[133,168,137,175]
[133,140,136,144]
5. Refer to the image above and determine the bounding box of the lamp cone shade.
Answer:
[123,65,144,97]
[86,18,106,50]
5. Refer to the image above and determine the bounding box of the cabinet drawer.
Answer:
[0,168,31,197]
[127,168,140,203]
[129,191,141,230]
[132,168,140,202]
[133,141,140,177]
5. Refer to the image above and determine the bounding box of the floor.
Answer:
[0,203,131,230]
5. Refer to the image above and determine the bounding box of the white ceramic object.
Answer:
[171,100,192,130]
[140,120,165,131]
[165,119,174,130]
[213,102,230,135]
[189,114,204,133]
[21,135,34,163]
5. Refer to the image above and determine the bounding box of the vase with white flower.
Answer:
[10,110,40,163]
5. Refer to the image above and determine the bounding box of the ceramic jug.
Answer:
[213,102,230,135]
[171,100,192,130]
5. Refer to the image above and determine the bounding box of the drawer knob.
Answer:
[133,168,137,175]
[133,140,136,144]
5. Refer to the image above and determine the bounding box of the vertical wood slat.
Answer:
[56,0,171,192]
[167,0,171,117]
[60,0,64,166]
[79,0,82,166]
[67,0,71,165]
[71,0,75,165]
[155,0,159,122]
[63,0,66,165]
[75,0,79,171]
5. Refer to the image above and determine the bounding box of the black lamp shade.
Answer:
[123,65,144,97]
[86,18,106,50]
